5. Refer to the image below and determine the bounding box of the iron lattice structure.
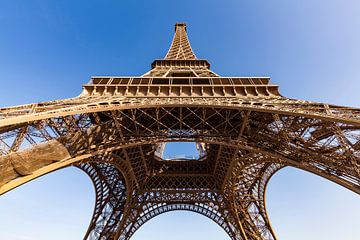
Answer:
[1,22,360,240]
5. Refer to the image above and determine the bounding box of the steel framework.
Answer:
[0,22,359,240]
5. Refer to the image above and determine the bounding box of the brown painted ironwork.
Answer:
[0,22,359,240]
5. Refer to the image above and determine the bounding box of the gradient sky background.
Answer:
[0,1,360,239]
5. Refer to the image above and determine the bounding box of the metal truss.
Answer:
[0,22,359,240]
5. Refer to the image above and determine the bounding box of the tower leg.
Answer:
[79,162,127,240]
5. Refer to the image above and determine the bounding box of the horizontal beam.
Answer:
[1,98,359,127]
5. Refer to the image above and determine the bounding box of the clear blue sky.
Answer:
[0,1,359,239]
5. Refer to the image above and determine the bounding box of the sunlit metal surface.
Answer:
[0,23,359,240]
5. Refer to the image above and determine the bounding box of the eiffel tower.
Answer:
[0,22,359,240]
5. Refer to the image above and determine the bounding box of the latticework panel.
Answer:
[165,22,196,60]
[1,103,359,239]
[80,162,127,239]
[0,22,359,240]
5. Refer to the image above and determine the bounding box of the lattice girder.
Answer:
[1,106,359,193]
[114,190,242,240]
[1,22,360,240]
[165,22,196,60]
[0,105,359,240]
[79,162,127,239]
[1,97,359,126]
[79,161,276,240]
[79,156,282,240]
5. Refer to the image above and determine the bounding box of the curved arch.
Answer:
[1,129,359,197]
[223,161,281,240]
[1,105,359,192]
[79,161,128,239]
[0,104,359,239]
[225,154,358,239]
[223,148,360,240]
[0,136,274,195]
[131,210,232,239]
[126,203,237,239]
[1,97,359,127]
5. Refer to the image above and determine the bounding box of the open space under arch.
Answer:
[0,167,95,240]
[131,211,231,240]
[1,164,360,239]
[266,167,360,240]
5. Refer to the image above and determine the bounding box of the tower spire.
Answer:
[165,22,197,60]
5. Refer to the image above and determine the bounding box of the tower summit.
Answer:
[0,23,359,240]
[165,22,196,60]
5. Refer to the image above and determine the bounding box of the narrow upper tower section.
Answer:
[82,22,280,98]
[147,22,215,77]
[165,22,197,60]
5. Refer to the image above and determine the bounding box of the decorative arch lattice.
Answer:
[1,22,359,240]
